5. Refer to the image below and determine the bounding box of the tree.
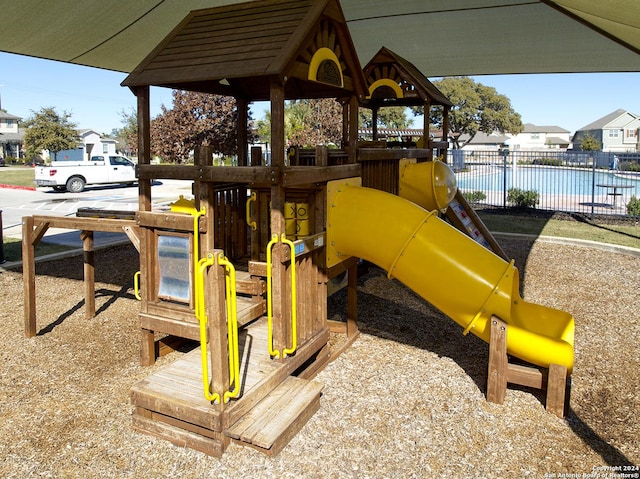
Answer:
[254,99,343,147]
[577,132,601,151]
[414,77,523,148]
[150,90,254,163]
[22,107,79,161]
[285,99,343,147]
[111,108,138,157]
[359,106,414,130]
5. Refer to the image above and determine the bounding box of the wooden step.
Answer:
[225,376,323,456]
[235,270,266,296]
[140,295,265,341]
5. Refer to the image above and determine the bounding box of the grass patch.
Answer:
[0,165,36,187]
[477,210,640,249]
[2,237,75,263]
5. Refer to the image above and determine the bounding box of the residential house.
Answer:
[76,129,117,159]
[459,131,510,151]
[0,110,24,159]
[505,123,571,150]
[572,109,640,153]
[46,129,118,161]
[459,124,570,152]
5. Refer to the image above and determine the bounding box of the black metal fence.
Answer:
[453,150,640,219]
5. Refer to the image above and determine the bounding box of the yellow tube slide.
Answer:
[327,183,574,372]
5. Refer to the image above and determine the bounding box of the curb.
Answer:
[0,184,36,191]
[493,232,640,258]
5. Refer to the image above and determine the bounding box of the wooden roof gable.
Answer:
[362,47,452,108]
[122,0,366,101]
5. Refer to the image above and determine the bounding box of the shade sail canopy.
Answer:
[1,0,638,76]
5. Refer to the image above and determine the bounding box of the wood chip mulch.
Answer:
[0,237,638,478]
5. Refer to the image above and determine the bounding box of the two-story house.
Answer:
[458,124,570,152]
[0,110,24,159]
[74,129,118,159]
[505,123,571,150]
[572,109,640,153]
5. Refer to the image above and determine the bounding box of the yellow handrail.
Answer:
[192,206,206,292]
[195,254,220,403]
[245,191,257,230]
[266,234,280,359]
[133,271,141,300]
[265,233,298,359]
[218,252,240,403]
[280,234,298,357]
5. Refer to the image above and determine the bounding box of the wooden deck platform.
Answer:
[131,317,330,456]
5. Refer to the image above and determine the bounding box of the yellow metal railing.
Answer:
[195,252,240,403]
[266,233,298,359]
[218,253,240,402]
[245,191,257,231]
[133,271,141,300]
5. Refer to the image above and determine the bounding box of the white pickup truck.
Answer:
[35,155,137,192]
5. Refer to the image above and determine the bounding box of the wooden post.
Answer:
[251,146,263,166]
[81,230,95,319]
[441,106,450,162]
[315,145,328,167]
[372,108,378,140]
[348,96,358,164]
[135,85,155,366]
[237,98,248,166]
[208,252,230,420]
[22,216,36,337]
[423,100,433,161]
[546,364,568,418]
[346,260,358,339]
[487,316,508,405]
[487,315,569,417]
[136,85,152,212]
[270,77,289,356]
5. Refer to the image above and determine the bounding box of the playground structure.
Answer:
[21,0,574,457]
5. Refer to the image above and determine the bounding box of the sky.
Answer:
[1,51,640,135]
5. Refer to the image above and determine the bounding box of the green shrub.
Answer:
[507,188,539,208]
[462,190,487,203]
[532,157,562,166]
[627,196,640,216]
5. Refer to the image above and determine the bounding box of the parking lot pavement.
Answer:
[1,179,193,254]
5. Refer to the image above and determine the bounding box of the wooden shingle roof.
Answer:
[362,47,452,108]
[122,0,366,101]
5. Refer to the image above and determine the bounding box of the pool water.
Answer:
[456,165,640,196]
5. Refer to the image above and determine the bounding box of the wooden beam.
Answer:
[281,164,361,186]
[358,148,432,162]
[123,225,141,253]
[135,211,207,233]
[30,215,135,234]
[137,164,274,185]
[445,190,509,261]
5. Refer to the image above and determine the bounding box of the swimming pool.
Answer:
[455,165,640,214]
[456,165,640,196]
